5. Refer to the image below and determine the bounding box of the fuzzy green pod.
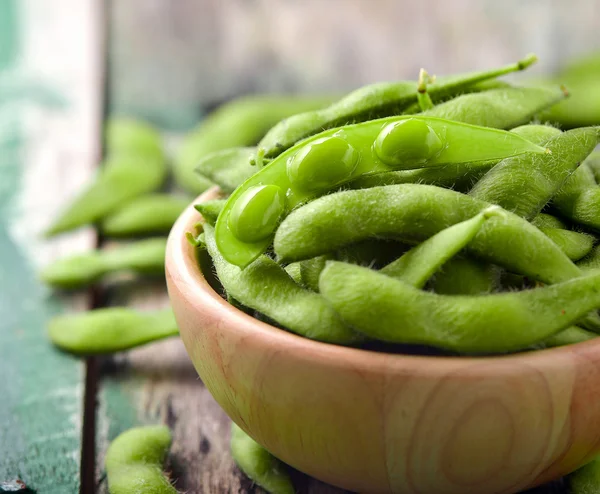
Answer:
[469,127,600,220]
[105,425,178,494]
[48,308,178,355]
[432,258,497,295]
[40,238,166,289]
[194,199,226,226]
[380,207,502,288]
[274,184,581,285]
[102,194,189,237]
[537,228,594,261]
[218,116,546,268]
[46,118,166,236]
[230,423,294,494]
[542,326,595,348]
[203,224,360,344]
[569,455,600,494]
[194,147,257,193]
[319,261,600,353]
[174,95,336,193]
[257,55,539,160]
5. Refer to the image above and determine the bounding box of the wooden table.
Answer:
[0,1,580,492]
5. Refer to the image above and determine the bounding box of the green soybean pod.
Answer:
[380,207,502,287]
[105,425,178,494]
[257,54,538,160]
[537,227,595,261]
[542,326,595,348]
[203,223,360,344]
[422,86,568,129]
[217,116,547,268]
[469,127,600,220]
[531,213,567,230]
[194,199,227,226]
[105,118,165,159]
[431,258,497,295]
[174,95,336,193]
[46,119,166,237]
[230,423,294,494]
[577,245,600,271]
[273,184,581,285]
[194,147,257,193]
[48,308,178,355]
[569,455,600,494]
[319,261,600,353]
[40,238,166,289]
[102,194,190,237]
[584,152,600,183]
[540,77,600,129]
[351,123,564,192]
[299,255,332,292]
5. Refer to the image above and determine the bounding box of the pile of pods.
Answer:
[192,53,600,356]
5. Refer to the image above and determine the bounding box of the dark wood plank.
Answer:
[0,0,103,492]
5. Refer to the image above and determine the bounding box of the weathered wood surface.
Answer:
[0,0,103,492]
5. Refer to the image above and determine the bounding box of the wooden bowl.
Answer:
[166,188,600,494]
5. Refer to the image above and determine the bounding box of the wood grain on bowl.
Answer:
[166,189,600,494]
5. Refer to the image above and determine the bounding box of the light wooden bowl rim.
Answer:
[168,187,600,377]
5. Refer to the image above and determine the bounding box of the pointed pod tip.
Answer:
[518,53,538,70]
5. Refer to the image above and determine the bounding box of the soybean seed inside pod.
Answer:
[215,116,547,268]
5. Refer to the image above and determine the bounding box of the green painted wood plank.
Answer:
[0,0,103,492]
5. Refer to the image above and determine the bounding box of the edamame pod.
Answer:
[432,258,497,295]
[102,194,190,237]
[194,199,226,225]
[568,455,600,494]
[257,55,538,159]
[203,224,360,344]
[542,326,595,348]
[195,147,257,193]
[469,127,600,220]
[537,227,594,261]
[531,213,567,230]
[217,117,546,268]
[421,86,568,129]
[48,308,178,355]
[40,238,166,289]
[105,425,178,494]
[46,119,166,236]
[319,261,600,353]
[174,95,336,193]
[380,207,502,287]
[230,423,294,494]
[584,152,600,183]
[577,245,600,271]
[273,185,581,284]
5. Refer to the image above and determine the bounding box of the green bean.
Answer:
[48,308,178,355]
[46,119,166,236]
[431,258,497,295]
[105,425,178,494]
[40,238,166,289]
[257,54,538,160]
[195,147,257,193]
[421,86,567,129]
[351,123,559,196]
[531,213,567,230]
[105,118,164,159]
[542,326,595,348]
[537,227,595,261]
[469,127,600,219]
[203,224,360,344]
[584,152,600,183]
[568,455,600,494]
[319,261,600,353]
[194,199,226,225]
[174,95,335,193]
[273,184,580,284]
[380,207,502,287]
[551,154,600,231]
[577,245,600,271]
[217,116,547,268]
[230,423,294,494]
[101,194,189,237]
